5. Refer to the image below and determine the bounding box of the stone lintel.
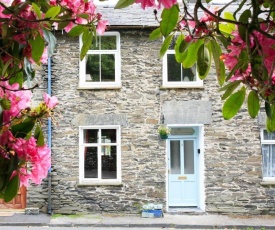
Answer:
[162,100,212,125]
[72,114,128,127]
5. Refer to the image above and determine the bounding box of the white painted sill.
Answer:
[77,181,122,186]
[77,85,122,90]
[260,178,275,185]
[160,85,204,89]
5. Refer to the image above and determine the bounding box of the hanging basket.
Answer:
[159,134,168,139]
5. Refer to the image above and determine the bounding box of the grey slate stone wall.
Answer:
[27,30,275,215]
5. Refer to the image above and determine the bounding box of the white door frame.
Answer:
[166,124,205,211]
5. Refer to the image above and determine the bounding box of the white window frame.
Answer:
[79,32,121,89]
[79,125,121,185]
[260,129,275,182]
[162,48,203,88]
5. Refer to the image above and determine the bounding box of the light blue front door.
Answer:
[168,139,198,207]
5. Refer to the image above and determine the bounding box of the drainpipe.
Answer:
[47,57,52,215]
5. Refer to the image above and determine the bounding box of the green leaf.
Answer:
[2,58,13,77]
[175,34,186,63]
[11,118,36,138]
[266,104,275,132]
[149,28,162,41]
[221,81,241,100]
[67,25,86,37]
[0,98,11,110]
[210,39,225,86]
[247,91,260,118]
[182,39,204,68]
[4,175,19,203]
[45,6,61,19]
[219,24,234,36]
[197,42,211,79]
[114,0,135,9]
[265,102,272,119]
[223,12,236,31]
[222,87,246,120]
[77,13,89,20]
[80,30,93,61]
[42,29,56,57]
[7,154,18,175]
[238,9,251,41]
[160,5,179,37]
[34,125,45,146]
[159,34,173,58]
[29,34,45,63]
[32,3,42,19]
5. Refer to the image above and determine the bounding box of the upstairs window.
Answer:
[79,126,121,185]
[79,32,121,89]
[162,37,203,88]
[261,129,275,179]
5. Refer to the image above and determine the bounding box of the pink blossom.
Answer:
[135,0,155,9]
[43,93,58,109]
[135,0,177,9]
[0,82,32,123]
[40,47,48,64]
[64,21,74,33]
[96,20,108,35]
[11,137,51,186]
[158,0,177,9]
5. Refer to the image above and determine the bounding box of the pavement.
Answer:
[0,212,275,229]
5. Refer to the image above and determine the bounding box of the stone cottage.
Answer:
[1,1,275,215]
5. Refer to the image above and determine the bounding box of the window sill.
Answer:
[77,181,123,186]
[78,85,122,90]
[260,179,275,185]
[160,85,204,89]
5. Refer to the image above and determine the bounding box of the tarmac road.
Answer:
[0,228,182,230]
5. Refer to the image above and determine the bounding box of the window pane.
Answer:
[102,146,117,179]
[170,140,181,174]
[85,54,115,82]
[184,140,194,174]
[83,129,98,143]
[86,54,99,82]
[182,65,196,82]
[167,54,181,81]
[101,54,115,82]
[101,129,117,143]
[262,144,275,177]
[167,54,196,82]
[84,147,98,178]
[263,130,275,140]
[90,36,117,50]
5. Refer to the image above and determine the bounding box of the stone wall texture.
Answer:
[27,30,275,215]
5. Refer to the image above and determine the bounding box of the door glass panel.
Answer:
[170,140,181,174]
[184,140,194,174]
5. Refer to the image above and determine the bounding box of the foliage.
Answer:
[0,0,108,202]
[157,125,171,135]
[116,0,275,132]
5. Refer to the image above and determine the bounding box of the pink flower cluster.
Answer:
[0,0,108,67]
[222,26,275,85]
[0,82,32,123]
[0,130,51,186]
[0,80,58,187]
[50,0,108,34]
[179,7,219,43]
[135,0,177,9]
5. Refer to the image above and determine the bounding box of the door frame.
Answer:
[166,124,205,212]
